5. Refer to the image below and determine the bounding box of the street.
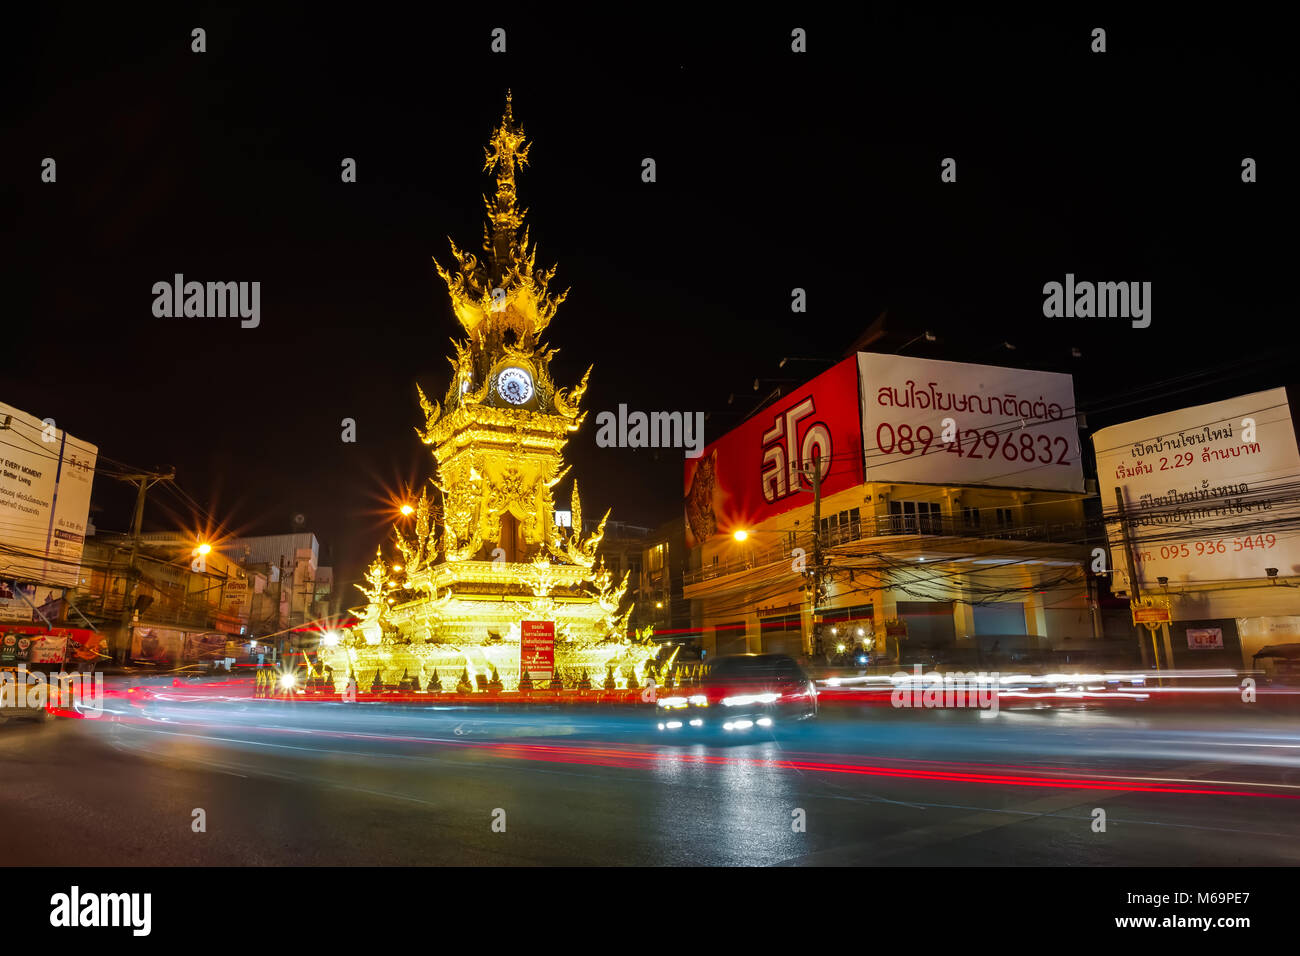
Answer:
[3,686,1297,866]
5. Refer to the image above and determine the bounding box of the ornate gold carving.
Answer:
[329,96,650,693]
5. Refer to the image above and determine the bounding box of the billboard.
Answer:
[0,401,98,588]
[221,578,251,617]
[0,628,69,665]
[520,620,555,683]
[857,353,1084,492]
[1092,388,1300,590]
[684,356,863,547]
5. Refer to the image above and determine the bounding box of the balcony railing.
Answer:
[684,514,1079,585]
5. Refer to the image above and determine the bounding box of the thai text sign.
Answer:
[1187,627,1224,650]
[684,356,863,547]
[221,578,250,617]
[857,354,1084,492]
[1132,605,1171,626]
[520,620,555,683]
[0,401,98,588]
[1094,388,1300,589]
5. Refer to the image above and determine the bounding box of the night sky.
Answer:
[5,8,1285,592]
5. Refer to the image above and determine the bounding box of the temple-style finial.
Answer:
[433,94,566,339]
[483,91,531,281]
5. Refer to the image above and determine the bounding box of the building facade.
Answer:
[684,353,1094,663]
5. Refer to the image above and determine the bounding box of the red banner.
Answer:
[684,356,863,547]
[520,620,555,682]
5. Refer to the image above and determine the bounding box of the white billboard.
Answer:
[0,401,98,588]
[1092,388,1300,590]
[858,353,1084,492]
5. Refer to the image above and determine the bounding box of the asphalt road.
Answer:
[3,687,1298,866]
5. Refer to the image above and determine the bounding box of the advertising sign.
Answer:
[1093,388,1300,590]
[133,626,185,664]
[520,619,555,682]
[0,631,68,665]
[684,356,863,547]
[182,633,228,662]
[221,578,251,616]
[0,401,98,588]
[0,579,38,623]
[858,353,1084,492]
[1132,605,1171,626]
[1187,627,1224,650]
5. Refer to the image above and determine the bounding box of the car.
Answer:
[0,665,51,723]
[655,653,817,736]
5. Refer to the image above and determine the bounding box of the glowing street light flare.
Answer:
[399,504,415,516]
[196,542,212,555]
[732,530,749,542]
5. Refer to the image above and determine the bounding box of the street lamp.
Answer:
[196,542,212,555]
[399,504,414,516]
[732,530,749,542]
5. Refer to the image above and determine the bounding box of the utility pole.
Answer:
[112,469,175,664]
[1114,487,1160,673]
[795,459,826,659]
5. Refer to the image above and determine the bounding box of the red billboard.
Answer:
[684,356,863,548]
[520,620,555,682]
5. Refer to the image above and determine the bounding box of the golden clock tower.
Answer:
[322,93,657,692]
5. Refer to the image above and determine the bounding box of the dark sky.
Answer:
[4,7,1285,592]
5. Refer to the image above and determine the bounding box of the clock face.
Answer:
[496,367,534,405]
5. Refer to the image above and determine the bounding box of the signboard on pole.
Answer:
[1093,388,1300,590]
[0,401,98,588]
[520,620,555,683]
[1132,605,1172,626]
[221,578,250,616]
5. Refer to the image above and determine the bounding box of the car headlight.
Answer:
[721,692,779,707]
[656,696,689,709]
[689,694,708,707]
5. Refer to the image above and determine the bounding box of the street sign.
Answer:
[1132,605,1171,626]
[520,620,555,683]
